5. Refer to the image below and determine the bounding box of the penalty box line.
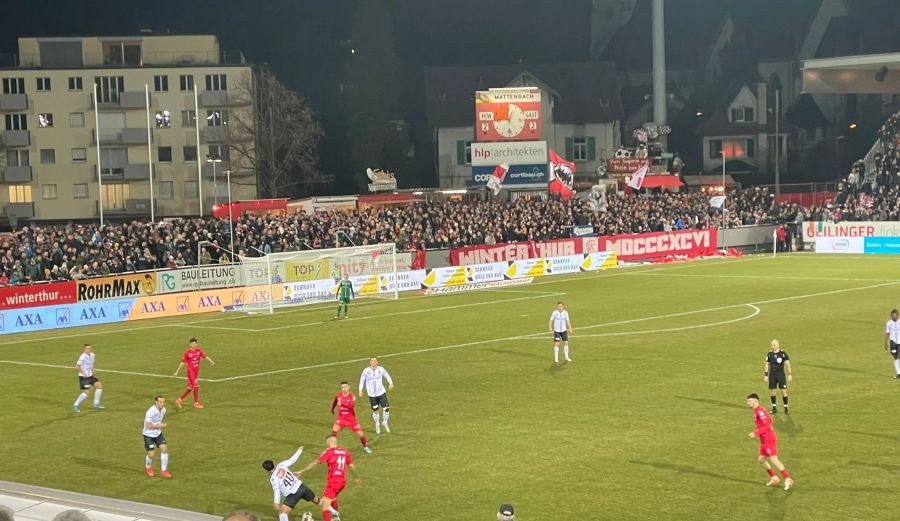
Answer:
[204,279,900,382]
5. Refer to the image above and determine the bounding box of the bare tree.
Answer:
[228,64,327,198]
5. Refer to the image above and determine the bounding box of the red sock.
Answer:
[192,388,199,402]
[780,469,790,479]
[179,388,191,400]
[360,435,368,448]
[766,469,776,477]
[330,431,338,438]
[323,510,332,521]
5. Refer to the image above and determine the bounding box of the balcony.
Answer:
[90,91,147,110]
[125,163,151,180]
[2,165,32,182]
[200,126,231,142]
[125,198,154,215]
[0,94,27,111]
[1,130,30,147]
[200,90,250,107]
[92,128,151,146]
[6,202,35,219]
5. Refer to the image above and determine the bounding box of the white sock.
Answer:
[554,345,559,362]
[564,345,570,359]
[894,359,900,375]
[145,456,152,468]
[329,506,340,515]
[74,393,88,407]
[279,514,289,521]
[161,453,169,471]
[93,389,103,405]
[373,412,380,428]
[383,410,390,424]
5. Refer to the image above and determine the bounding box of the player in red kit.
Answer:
[297,435,361,521]
[173,338,215,409]
[746,393,794,490]
[331,381,373,453]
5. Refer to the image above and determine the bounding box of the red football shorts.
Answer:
[335,416,362,432]
[323,479,346,500]
[759,441,778,457]
[187,370,199,387]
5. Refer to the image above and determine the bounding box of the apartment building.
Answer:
[0,34,256,224]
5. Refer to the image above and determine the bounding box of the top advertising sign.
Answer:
[475,89,542,142]
[471,141,548,167]
[0,281,77,310]
[802,221,900,241]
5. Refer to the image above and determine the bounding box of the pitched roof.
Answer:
[424,62,623,128]
[694,81,783,136]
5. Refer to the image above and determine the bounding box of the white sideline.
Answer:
[0,360,199,381]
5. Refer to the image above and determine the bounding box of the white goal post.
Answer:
[232,243,399,314]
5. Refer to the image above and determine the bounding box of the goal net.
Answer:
[231,243,399,314]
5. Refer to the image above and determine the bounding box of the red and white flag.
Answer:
[627,163,648,190]
[549,150,575,201]
[486,163,509,196]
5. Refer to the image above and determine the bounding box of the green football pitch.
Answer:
[2,253,899,521]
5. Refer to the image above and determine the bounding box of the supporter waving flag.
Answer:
[549,150,575,201]
[627,163,648,190]
[486,163,509,196]
[710,195,726,208]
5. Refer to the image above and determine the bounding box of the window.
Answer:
[205,74,227,91]
[709,139,722,159]
[730,107,755,123]
[153,75,169,92]
[36,77,51,92]
[465,141,472,164]
[102,184,129,209]
[179,74,194,92]
[711,139,755,159]
[4,114,27,130]
[71,148,87,162]
[8,185,32,203]
[103,41,141,66]
[40,149,55,164]
[100,148,127,176]
[573,137,587,161]
[73,183,89,199]
[69,112,85,128]
[184,180,199,199]
[158,146,172,163]
[42,184,57,200]
[208,145,230,162]
[183,146,198,162]
[206,110,228,127]
[2,78,25,94]
[6,149,29,167]
[159,181,174,199]
[155,110,171,128]
[94,76,125,103]
[38,113,53,128]
[68,77,83,91]
[181,110,196,127]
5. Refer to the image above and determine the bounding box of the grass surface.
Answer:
[2,253,900,521]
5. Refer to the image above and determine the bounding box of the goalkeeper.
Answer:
[335,274,355,319]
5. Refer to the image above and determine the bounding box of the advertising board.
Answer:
[471,163,548,185]
[863,237,900,254]
[470,141,548,167]
[77,273,158,302]
[0,281,77,310]
[451,238,598,265]
[157,265,240,294]
[814,237,865,254]
[598,229,718,261]
[802,221,900,241]
[285,259,331,282]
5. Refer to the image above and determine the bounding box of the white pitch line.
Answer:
[633,272,897,283]
[518,304,761,339]
[205,279,899,382]
[249,292,566,332]
[0,360,198,381]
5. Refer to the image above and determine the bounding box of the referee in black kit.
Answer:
[764,339,793,415]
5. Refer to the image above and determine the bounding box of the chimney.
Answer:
[757,81,767,126]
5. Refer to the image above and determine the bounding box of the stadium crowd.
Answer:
[0,173,897,285]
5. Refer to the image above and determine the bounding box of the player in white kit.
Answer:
[263,446,322,521]
[143,395,171,478]
[73,344,104,412]
[549,302,573,363]
[359,357,394,434]
[885,308,900,378]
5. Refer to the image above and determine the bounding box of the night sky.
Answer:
[4,0,900,191]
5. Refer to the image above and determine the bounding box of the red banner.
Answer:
[449,229,718,264]
[598,228,718,261]
[0,281,78,310]
[607,158,648,174]
[451,238,599,265]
